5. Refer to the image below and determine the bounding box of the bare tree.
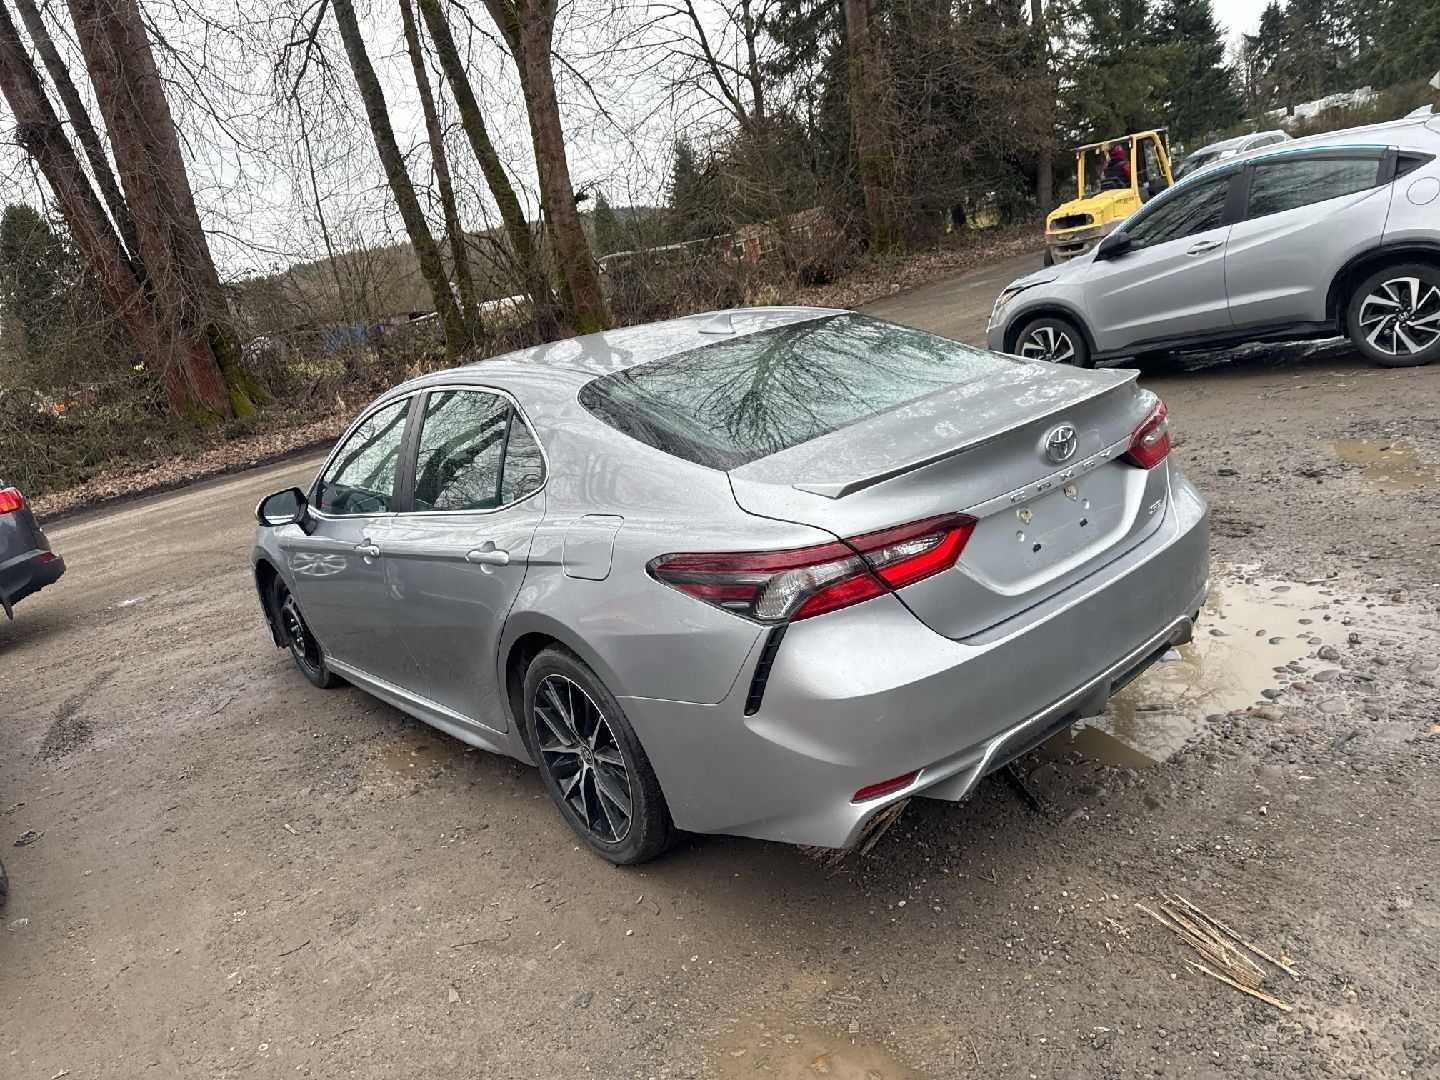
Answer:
[658,0,770,134]
[12,0,140,263]
[329,0,467,355]
[1030,0,1052,212]
[67,0,253,417]
[399,0,481,339]
[482,0,608,333]
[0,0,210,415]
[416,0,557,334]
[844,0,894,249]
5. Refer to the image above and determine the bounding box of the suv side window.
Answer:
[314,397,410,515]
[411,389,547,512]
[1246,156,1381,218]
[1126,175,1231,248]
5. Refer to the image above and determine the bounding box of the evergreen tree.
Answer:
[667,139,728,242]
[1369,0,1440,86]
[1056,0,1170,139]
[1151,0,1241,142]
[0,204,69,360]
[592,192,623,256]
[1275,0,1340,103]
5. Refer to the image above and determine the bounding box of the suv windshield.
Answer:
[578,313,1005,469]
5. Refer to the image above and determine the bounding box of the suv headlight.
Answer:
[990,285,1026,325]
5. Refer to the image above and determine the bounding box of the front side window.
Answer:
[1126,175,1231,247]
[1246,156,1380,218]
[412,389,547,512]
[315,397,410,515]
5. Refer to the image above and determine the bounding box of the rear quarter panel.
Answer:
[499,419,832,706]
[1383,153,1440,245]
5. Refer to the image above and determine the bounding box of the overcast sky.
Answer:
[1213,0,1265,45]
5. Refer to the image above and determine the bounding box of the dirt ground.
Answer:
[4,254,1439,1079]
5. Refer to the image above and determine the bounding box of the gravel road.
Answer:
[3,256,1439,1080]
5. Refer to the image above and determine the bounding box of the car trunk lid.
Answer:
[728,367,1170,639]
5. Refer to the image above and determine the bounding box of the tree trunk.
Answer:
[12,0,141,266]
[844,0,894,250]
[0,0,193,414]
[329,0,466,357]
[740,0,764,124]
[1030,0,1053,213]
[399,0,482,344]
[417,0,559,335]
[484,0,608,334]
[66,0,245,419]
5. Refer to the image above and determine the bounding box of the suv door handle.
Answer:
[355,541,381,558]
[1186,239,1223,255]
[466,546,511,567]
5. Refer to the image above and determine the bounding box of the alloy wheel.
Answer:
[1357,276,1440,358]
[1018,325,1078,364]
[532,674,633,844]
[279,591,323,676]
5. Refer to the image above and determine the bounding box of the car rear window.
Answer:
[577,313,1005,469]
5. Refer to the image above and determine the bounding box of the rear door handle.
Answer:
[466,546,511,567]
[355,541,381,558]
[1186,239,1223,255]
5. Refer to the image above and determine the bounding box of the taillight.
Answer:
[0,487,24,514]
[1124,397,1169,469]
[648,513,976,624]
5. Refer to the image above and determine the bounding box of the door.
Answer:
[1224,151,1390,328]
[382,387,548,730]
[1081,170,1238,352]
[281,395,413,681]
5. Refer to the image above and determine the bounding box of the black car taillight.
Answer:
[0,487,24,514]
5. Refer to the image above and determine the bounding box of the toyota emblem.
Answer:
[1043,423,1078,464]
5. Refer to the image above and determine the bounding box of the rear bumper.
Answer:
[622,471,1209,849]
[0,549,65,615]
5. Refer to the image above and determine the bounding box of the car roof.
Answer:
[371,306,842,413]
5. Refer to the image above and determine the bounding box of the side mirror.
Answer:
[1096,230,1133,261]
[257,487,308,527]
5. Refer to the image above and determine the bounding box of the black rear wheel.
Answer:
[524,647,674,865]
[272,581,341,689]
[1346,263,1440,368]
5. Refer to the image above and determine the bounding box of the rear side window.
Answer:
[1246,156,1380,218]
[578,314,1005,470]
[315,397,410,515]
[411,389,546,512]
[1126,175,1231,247]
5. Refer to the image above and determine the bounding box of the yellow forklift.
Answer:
[1044,129,1174,265]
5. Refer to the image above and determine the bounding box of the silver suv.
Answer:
[988,115,1440,368]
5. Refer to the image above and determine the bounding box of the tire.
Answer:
[271,579,341,689]
[523,647,675,865]
[1346,262,1440,368]
[1013,314,1093,367]
[1042,247,1056,268]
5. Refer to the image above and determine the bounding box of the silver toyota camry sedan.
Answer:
[253,308,1209,864]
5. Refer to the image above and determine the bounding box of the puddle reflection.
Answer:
[1047,575,1354,766]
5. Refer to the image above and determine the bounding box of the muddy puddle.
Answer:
[1048,573,1356,767]
[711,1022,921,1079]
[1333,438,1438,492]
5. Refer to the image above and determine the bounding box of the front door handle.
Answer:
[355,541,381,559]
[466,546,511,567]
[1186,239,1223,255]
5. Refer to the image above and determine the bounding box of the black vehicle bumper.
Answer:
[0,549,65,617]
